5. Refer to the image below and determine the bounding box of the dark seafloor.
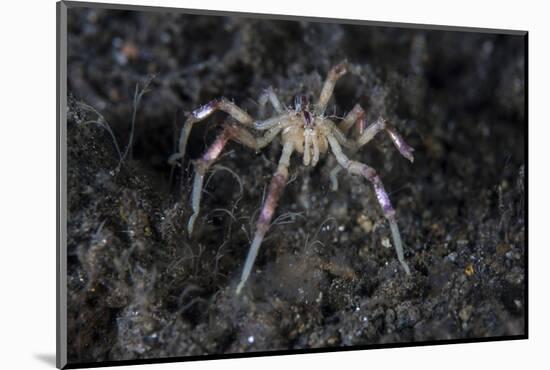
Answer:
[65,5,526,364]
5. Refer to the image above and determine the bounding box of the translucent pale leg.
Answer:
[330,166,342,191]
[169,98,255,166]
[356,118,414,162]
[338,103,366,135]
[327,134,411,275]
[236,141,294,294]
[314,60,349,116]
[258,86,284,116]
[339,102,415,162]
[389,220,410,275]
[329,105,415,191]
[187,124,287,235]
[187,128,233,234]
[253,113,290,131]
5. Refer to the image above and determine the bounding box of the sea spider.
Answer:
[169,61,414,294]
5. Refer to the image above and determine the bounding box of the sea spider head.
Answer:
[293,95,314,128]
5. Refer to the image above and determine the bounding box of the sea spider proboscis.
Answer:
[169,61,414,294]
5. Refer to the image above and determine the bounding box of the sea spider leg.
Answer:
[187,123,288,234]
[329,165,344,192]
[168,98,255,165]
[258,86,284,116]
[235,140,295,295]
[327,134,411,275]
[254,113,290,131]
[330,109,415,191]
[340,104,414,162]
[314,60,349,116]
[357,118,415,163]
[229,123,289,151]
[329,104,367,190]
[187,126,233,234]
[338,103,366,136]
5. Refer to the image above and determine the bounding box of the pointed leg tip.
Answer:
[187,216,197,235]
[398,146,415,163]
[168,152,183,165]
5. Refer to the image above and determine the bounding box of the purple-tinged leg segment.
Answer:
[187,127,233,234]
[187,122,290,236]
[171,98,254,167]
[348,161,411,274]
[200,127,232,162]
[176,100,220,160]
[327,134,411,275]
[257,172,288,234]
[314,60,349,116]
[339,103,366,135]
[385,124,415,163]
[236,141,294,294]
[348,162,396,219]
[191,99,219,120]
[357,118,415,163]
[338,102,415,164]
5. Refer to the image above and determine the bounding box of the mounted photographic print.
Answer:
[57,1,527,368]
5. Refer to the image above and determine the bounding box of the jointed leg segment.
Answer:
[327,134,411,275]
[235,140,294,294]
[187,123,285,235]
[338,103,366,136]
[187,126,233,234]
[258,86,284,116]
[169,98,255,165]
[340,104,415,162]
[171,96,285,236]
[314,60,349,116]
[329,104,414,191]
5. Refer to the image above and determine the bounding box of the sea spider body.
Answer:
[279,96,330,166]
[170,61,414,295]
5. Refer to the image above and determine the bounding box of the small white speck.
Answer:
[338,225,345,232]
[247,336,255,344]
[112,37,123,48]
